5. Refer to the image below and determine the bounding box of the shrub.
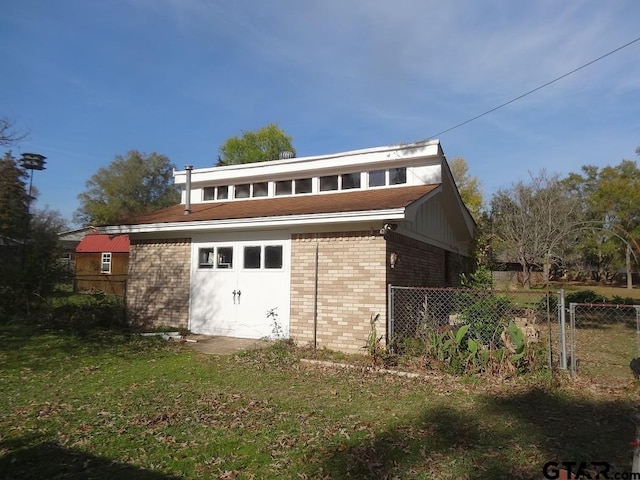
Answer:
[458,292,511,346]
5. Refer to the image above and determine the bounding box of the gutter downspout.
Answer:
[184,165,193,215]
[313,236,319,350]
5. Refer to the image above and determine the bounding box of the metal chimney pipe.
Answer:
[184,165,193,215]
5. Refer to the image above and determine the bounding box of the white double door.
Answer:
[189,231,290,339]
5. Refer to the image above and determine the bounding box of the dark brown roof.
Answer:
[119,184,439,226]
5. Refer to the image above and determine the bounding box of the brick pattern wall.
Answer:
[290,231,387,353]
[385,231,464,287]
[127,238,191,329]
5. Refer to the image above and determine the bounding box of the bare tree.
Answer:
[0,117,28,147]
[491,170,583,288]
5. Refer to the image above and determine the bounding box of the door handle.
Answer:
[232,290,242,304]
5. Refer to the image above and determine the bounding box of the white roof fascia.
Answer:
[175,140,442,186]
[100,208,406,235]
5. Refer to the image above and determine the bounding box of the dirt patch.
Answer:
[184,335,272,355]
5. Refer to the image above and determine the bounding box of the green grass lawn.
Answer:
[551,281,640,301]
[1,323,639,480]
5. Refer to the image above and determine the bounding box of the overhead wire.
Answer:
[425,34,640,140]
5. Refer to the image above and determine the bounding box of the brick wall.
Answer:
[289,230,469,354]
[290,231,387,353]
[385,231,465,287]
[127,238,191,329]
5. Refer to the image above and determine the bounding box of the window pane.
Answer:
[235,184,250,198]
[265,246,283,269]
[217,186,229,200]
[275,180,292,195]
[390,167,407,185]
[243,246,261,269]
[320,175,338,191]
[203,187,215,201]
[253,182,268,197]
[295,178,312,194]
[368,169,385,187]
[342,172,361,189]
[216,247,233,269]
[101,253,111,273]
[198,248,214,268]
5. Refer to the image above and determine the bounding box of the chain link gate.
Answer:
[387,285,560,368]
[567,302,640,384]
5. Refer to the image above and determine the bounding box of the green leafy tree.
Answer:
[23,207,69,295]
[588,158,640,289]
[449,157,484,221]
[218,123,295,166]
[0,151,69,316]
[75,150,180,226]
[0,151,29,242]
[564,166,617,281]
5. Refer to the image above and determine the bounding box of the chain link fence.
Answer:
[388,285,640,383]
[388,286,559,367]
[568,302,640,385]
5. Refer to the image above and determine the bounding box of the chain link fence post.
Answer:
[387,284,394,349]
[569,302,577,376]
[559,289,567,370]
[636,306,640,358]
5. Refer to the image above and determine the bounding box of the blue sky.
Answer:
[1,0,639,226]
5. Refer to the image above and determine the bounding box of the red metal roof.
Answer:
[76,233,130,253]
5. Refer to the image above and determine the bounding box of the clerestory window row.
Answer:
[201,167,406,201]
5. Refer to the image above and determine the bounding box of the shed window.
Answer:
[253,182,268,197]
[320,175,338,191]
[390,167,407,185]
[101,252,112,274]
[203,187,215,201]
[198,248,215,269]
[368,169,385,187]
[265,245,283,269]
[275,180,292,196]
[217,247,233,268]
[198,247,233,269]
[342,172,361,189]
[217,186,229,200]
[295,178,312,194]
[235,184,250,198]
[243,246,261,269]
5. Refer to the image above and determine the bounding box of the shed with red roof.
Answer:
[74,233,130,295]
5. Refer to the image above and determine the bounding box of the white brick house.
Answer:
[102,140,475,353]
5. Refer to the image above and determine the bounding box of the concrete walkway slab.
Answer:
[184,335,272,355]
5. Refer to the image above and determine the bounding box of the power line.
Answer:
[426,34,640,139]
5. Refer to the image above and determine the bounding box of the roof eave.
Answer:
[100,208,407,235]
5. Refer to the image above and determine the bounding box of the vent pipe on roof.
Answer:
[279,151,295,160]
[184,165,193,215]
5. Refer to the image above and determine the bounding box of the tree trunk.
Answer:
[521,260,530,289]
[543,252,551,288]
[627,243,633,290]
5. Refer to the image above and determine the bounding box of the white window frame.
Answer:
[101,252,112,274]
